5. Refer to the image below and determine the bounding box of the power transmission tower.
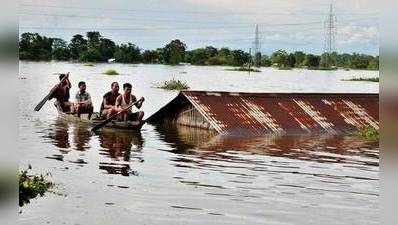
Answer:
[324,3,337,53]
[253,24,261,67]
[323,2,337,67]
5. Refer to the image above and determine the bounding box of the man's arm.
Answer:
[103,97,111,109]
[136,97,145,109]
[84,93,92,105]
[115,95,122,108]
[75,92,81,103]
[65,73,72,88]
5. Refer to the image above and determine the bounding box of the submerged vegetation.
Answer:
[19,167,53,206]
[344,77,379,82]
[156,79,190,91]
[358,126,379,141]
[226,67,261,72]
[103,69,119,75]
[19,32,379,70]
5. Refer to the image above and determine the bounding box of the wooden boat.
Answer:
[57,108,145,131]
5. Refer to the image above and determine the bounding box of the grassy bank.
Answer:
[226,67,261,72]
[358,126,379,141]
[19,167,53,206]
[103,69,119,75]
[315,67,338,71]
[155,79,189,91]
[344,77,379,82]
[276,66,292,70]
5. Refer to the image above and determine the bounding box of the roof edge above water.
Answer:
[181,90,379,98]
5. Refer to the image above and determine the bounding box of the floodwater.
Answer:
[18,61,379,225]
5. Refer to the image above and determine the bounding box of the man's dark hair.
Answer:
[78,81,86,87]
[123,83,132,90]
[111,82,118,88]
[59,74,66,81]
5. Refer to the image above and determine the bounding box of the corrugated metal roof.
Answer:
[147,91,379,135]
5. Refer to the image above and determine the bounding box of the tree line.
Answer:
[19,31,378,70]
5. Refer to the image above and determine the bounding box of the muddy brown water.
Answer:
[19,62,379,225]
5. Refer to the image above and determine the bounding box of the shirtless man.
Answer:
[75,81,93,119]
[50,73,73,112]
[115,83,145,123]
[100,82,121,118]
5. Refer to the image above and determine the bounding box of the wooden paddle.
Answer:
[34,73,69,111]
[91,100,139,132]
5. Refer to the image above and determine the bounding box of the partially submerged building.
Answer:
[147,91,379,136]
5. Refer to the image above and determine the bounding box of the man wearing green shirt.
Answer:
[75,81,93,119]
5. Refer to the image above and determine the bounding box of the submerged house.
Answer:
[147,91,379,136]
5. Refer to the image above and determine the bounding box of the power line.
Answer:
[18,12,218,24]
[19,12,337,27]
[19,3,380,16]
[18,11,377,32]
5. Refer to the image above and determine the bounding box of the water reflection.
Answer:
[154,122,217,154]
[43,117,146,176]
[44,117,93,152]
[45,118,71,151]
[98,130,144,176]
[155,123,379,203]
[72,123,91,151]
[154,123,379,167]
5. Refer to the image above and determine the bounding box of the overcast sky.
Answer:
[18,0,379,55]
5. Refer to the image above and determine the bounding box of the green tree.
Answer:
[162,39,187,65]
[19,33,36,60]
[86,31,101,49]
[254,52,262,67]
[287,53,296,68]
[330,51,338,66]
[319,53,337,68]
[79,48,102,62]
[336,53,351,68]
[114,43,141,63]
[349,53,373,69]
[69,34,87,60]
[293,51,306,67]
[142,50,160,63]
[155,48,165,64]
[368,56,379,70]
[188,48,207,65]
[204,46,218,58]
[19,32,379,70]
[271,49,289,68]
[19,33,53,60]
[304,54,320,69]
[206,56,223,65]
[99,38,116,61]
[261,55,272,67]
[217,48,233,65]
[231,49,250,66]
[79,31,105,62]
[52,38,70,61]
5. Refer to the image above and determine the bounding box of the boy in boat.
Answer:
[115,83,145,124]
[75,81,93,119]
[100,82,121,118]
[50,73,73,113]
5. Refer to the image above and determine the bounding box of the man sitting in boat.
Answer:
[75,81,94,119]
[50,73,73,112]
[115,83,145,124]
[100,82,121,118]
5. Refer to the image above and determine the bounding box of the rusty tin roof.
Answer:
[147,91,379,135]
